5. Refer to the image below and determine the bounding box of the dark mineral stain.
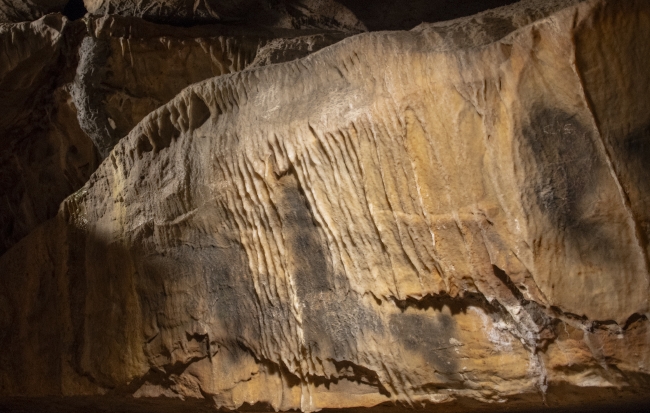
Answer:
[303,289,385,360]
[278,170,332,295]
[523,107,595,225]
[203,244,262,344]
[389,312,458,375]
[276,169,383,361]
[521,106,617,263]
[139,241,262,358]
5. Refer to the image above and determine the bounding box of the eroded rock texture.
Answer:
[0,15,99,256]
[83,0,367,30]
[0,0,68,23]
[73,15,347,156]
[1,0,650,412]
[0,12,346,255]
[84,0,524,31]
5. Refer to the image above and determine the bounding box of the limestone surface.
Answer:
[0,0,68,23]
[73,15,347,157]
[83,0,366,30]
[0,14,98,256]
[83,0,529,31]
[0,13,346,255]
[1,0,650,411]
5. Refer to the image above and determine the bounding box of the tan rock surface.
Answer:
[0,0,68,23]
[0,14,346,255]
[1,0,650,411]
[73,15,347,156]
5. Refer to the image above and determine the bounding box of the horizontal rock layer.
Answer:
[1,0,650,411]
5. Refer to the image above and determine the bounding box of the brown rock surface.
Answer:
[73,15,347,156]
[0,14,100,255]
[0,0,68,23]
[0,14,69,138]
[0,13,346,255]
[1,0,650,411]
[83,0,527,31]
[83,0,367,30]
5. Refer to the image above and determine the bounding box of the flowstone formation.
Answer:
[1,0,650,412]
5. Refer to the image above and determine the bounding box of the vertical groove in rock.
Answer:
[1,0,650,412]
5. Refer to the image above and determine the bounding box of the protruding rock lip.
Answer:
[0,8,350,255]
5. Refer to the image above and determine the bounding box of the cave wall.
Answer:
[1,0,650,412]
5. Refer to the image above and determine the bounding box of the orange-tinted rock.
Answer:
[1,0,649,411]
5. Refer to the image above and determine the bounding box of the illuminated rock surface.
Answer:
[1,0,650,412]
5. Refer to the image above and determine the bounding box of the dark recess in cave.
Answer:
[63,0,87,21]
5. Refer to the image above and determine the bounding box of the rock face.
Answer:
[0,13,346,255]
[73,15,347,157]
[84,0,367,30]
[0,0,68,23]
[1,0,650,412]
[84,0,524,31]
[0,14,69,138]
[0,15,99,255]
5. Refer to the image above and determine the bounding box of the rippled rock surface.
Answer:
[1,0,649,412]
